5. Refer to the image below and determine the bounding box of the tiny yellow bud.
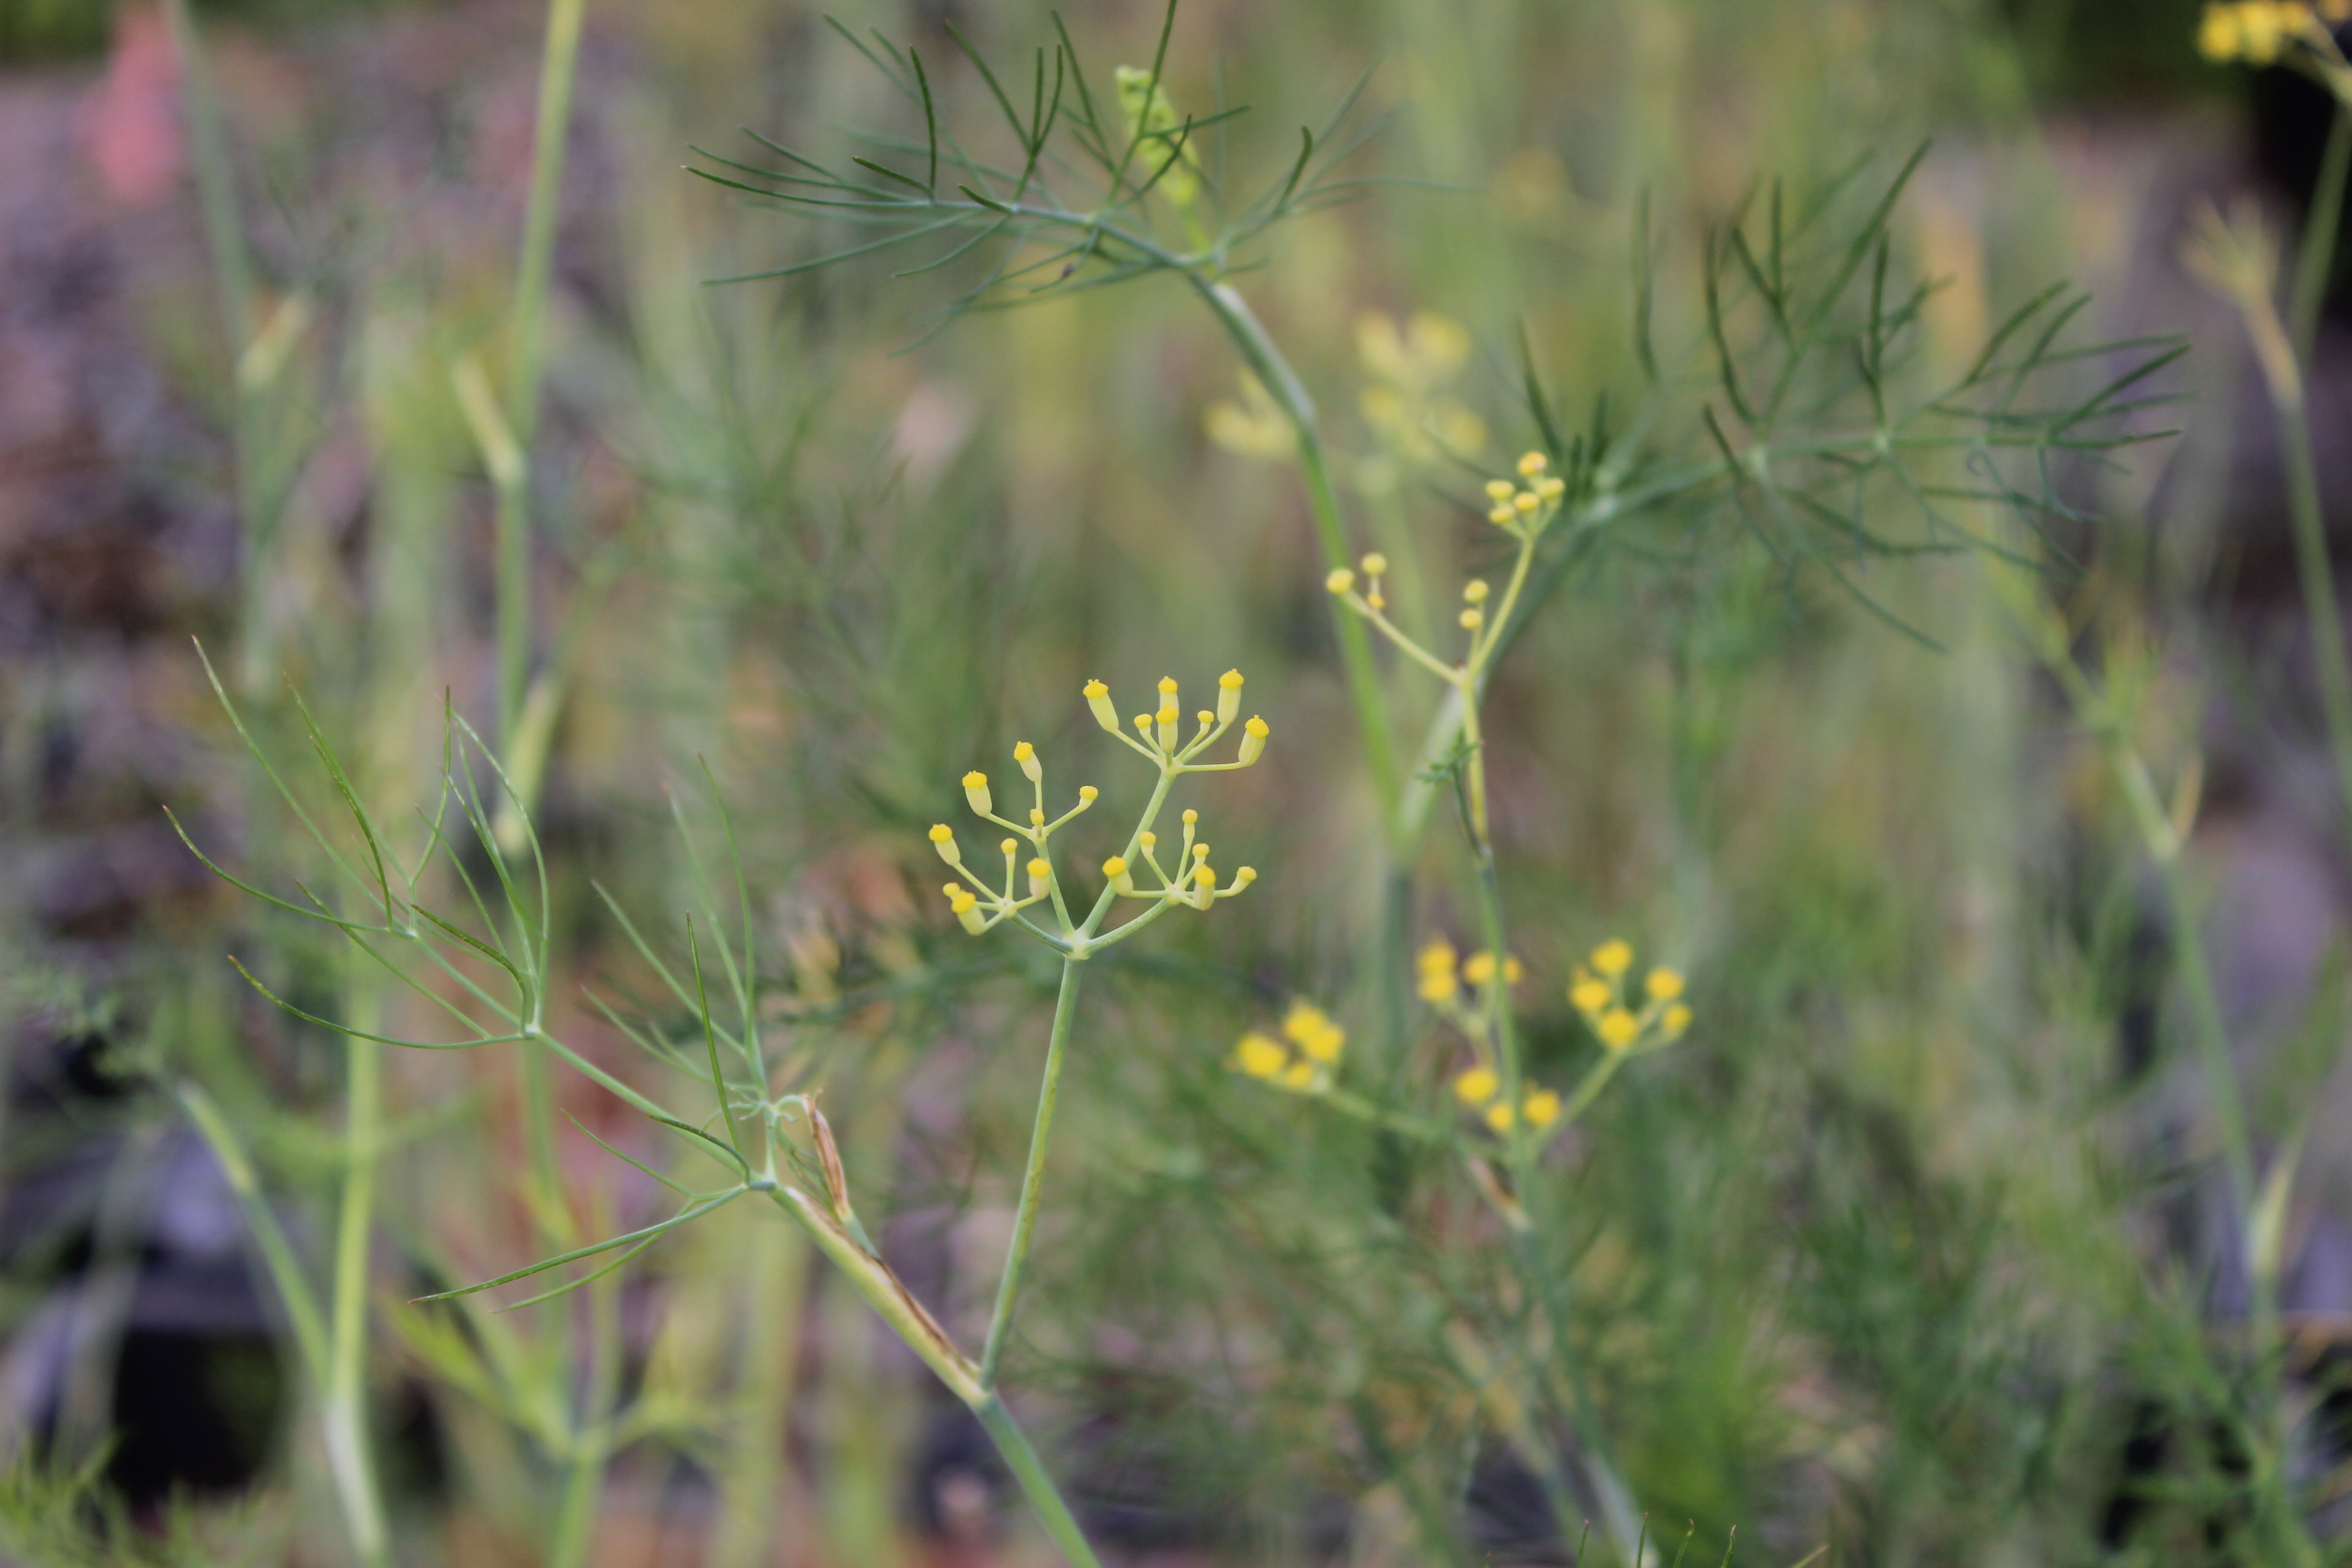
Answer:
[1193,864,1216,887]
[1139,831,1157,849]
[1156,706,1180,750]
[1513,491,1538,514]
[942,882,964,898]
[1158,674,1178,692]
[1463,579,1489,602]
[1523,1089,1562,1128]
[1027,858,1052,896]
[1535,475,1565,499]
[1488,505,1516,524]
[1192,842,1210,860]
[962,771,992,814]
[1234,1032,1288,1078]
[928,823,953,842]
[1570,978,1611,1015]
[1217,669,1244,725]
[1460,609,1485,630]
[1134,713,1153,735]
[1234,866,1257,885]
[1078,785,1099,802]
[1504,956,1524,985]
[1360,553,1388,575]
[1283,1002,1331,1045]
[929,825,962,867]
[1517,450,1548,476]
[1014,740,1042,782]
[1419,971,1459,1003]
[1598,1009,1641,1051]
[1197,710,1214,729]
[1239,715,1269,766]
[1485,1102,1516,1132]
[1591,939,1633,976]
[1296,1018,1344,1064]
[1327,567,1356,594]
[949,890,976,914]
[1219,668,1246,689]
[1645,966,1685,1002]
[1085,680,1120,732]
[1463,952,1497,985]
[1000,838,1017,856]
[1182,808,1198,823]
[1102,856,1133,893]
[1028,808,1044,826]
[1453,1066,1499,1105]
[1279,1060,1316,1090]
[1485,478,1514,502]
[1662,1002,1692,1037]
[952,891,985,935]
[1417,938,1457,975]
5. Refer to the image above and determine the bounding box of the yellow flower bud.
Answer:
[1218,669,1244,725]
[1078,785,1099,803]
[951,891,985,935]
[1570,977,1611,1015]
[1460,609,1484,631]
[1645,966,1685,1002]
[1103,856,1134,894]
[1485,1102,1516,1132]
[1513,491,1538,514]
[1453,1066,1499,1104]
[928,825,962,867]
[1485,478,1514,502]
[1233,1032,1287,1078]
[1591,939,1633,976]
[1327,568,1356,594]
[1158,675,1179,705]
[962,771,992,814]
[1028,808,1044,826]
[1360,552,1388,575]
[1014,740,1041,783]
[1419,971,1458,1003]
[1464,579,1489,603]
[1027,858,1052,897]
[1662,1002,1692,1037]
[1488,505,1515,525]
[1001,838,1017,857]
[1280,1060,1316,1090]
[1524,1089,1562,1128]
[1463,952,1497,985]
[1156,705,1180,750]
[1238,715,1269,766]
[1535,475,1565,499]
[1139,831,1157,849]
[1418,937,1457,974]
[1084,679,1120,732]
[1598,1009,1640,1051]
[1233,866,1257,887]
[1517,450,1548,476]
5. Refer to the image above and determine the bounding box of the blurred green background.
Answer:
[5,0,2347,1563]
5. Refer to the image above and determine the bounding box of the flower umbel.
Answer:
[931,672,1269,957]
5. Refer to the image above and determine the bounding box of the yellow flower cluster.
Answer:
[1415,936,1523,1004]
[1449,1063,1560,1134]
[1483,449,1567,536]
[1231,1002,1347,1093]
[2197,1,2347,64]
[1568,937,1690,1054]
[929,672,1267,943]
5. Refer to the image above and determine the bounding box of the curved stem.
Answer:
[982,956,1084,1386]
[1192,277,1403,835]
[2291,97,2352,360]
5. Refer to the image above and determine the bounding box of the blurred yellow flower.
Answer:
[1355,309,1487,465]
[1204,371,1294,459]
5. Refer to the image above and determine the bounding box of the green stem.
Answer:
[981,956,1084,1387]
[497,0,587,748]
[1192,277,1403,831]
[2276,375,2352,842]
[2291,97,2352,360]
[327,975,391,1568]
[974,1393,1106,1568]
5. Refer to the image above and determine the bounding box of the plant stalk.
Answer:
[497,0,587,748]
[974,1392,1105,1568]
[981,955,1084,1387]
[327,974,391,1568]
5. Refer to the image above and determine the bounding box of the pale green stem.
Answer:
[974,1393,1105,1568]
[498,0,587,748]
[1191,278,1403,831]
[2290,98,2352,360]
[980,956,1084,1387]
[327,975,391,1568]
[2274,347,2352,845]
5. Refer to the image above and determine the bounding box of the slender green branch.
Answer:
[974,1393,1106,1568]
[2291,98,2352,360]
[981,956,1085,1387]
[327,975,391,1568]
